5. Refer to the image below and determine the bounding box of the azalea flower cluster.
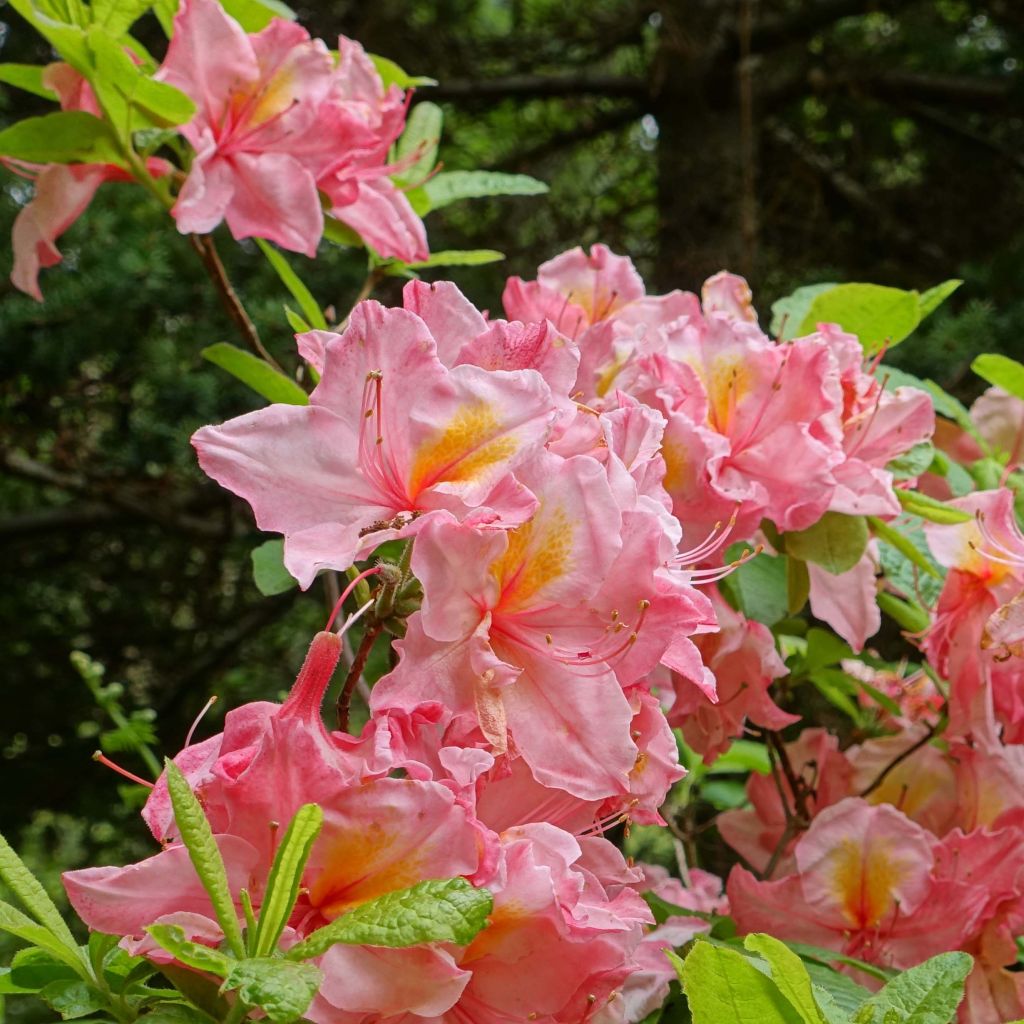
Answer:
[62,242,1024,1023]
[9,0,427,300]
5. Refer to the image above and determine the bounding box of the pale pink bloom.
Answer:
[951,733,1024,832]
[727,798,1019,972]
[8,64,168,300]
[701,271,757,323]
[193,300,555,587]
[666,586,795,763]
[158,0,426,260]
[807,545,881,652]
[970,387,1024,469]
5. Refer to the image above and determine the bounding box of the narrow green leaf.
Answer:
[421,170,548,212]
[144,924,233,977]
[255,239,327,331]
[220,959,320,1024]
[286,878,492,960]
[220,0,295,31]
[5,0,91,71]
[786,513,869,575]
[744,934,826,1024]
[0,901,88,978]
[769,283,836,340]
[972,353,1024,401]
[858,951,972,1024]
[797,283,920,355]
[163,760,246,958]
[0,64,57,99]
[895,490,972,524]
[7,948,78,993]
[672,940,804,1024]
[0,832,80,953]
[283,306,312,334]
[877,592,932,633]
[917,279,962,319]
[396,101,443,183]
[868,517,942,580]
[707,739,771,775]
[201,343,309,406]
[322,217,363,248]
[405,248,505,268]
[368,54,437,90]
[0,111,122,165]
[90,0,154,37]
[251,540,297,597]
[253,804,322,956]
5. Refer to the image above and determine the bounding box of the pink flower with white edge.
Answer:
[193,300,555,587]
[158,0,426,261]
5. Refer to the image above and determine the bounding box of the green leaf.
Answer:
[286,878,492,960]
[887,442,935,480]
[39,979,105,1020]
[869,516,942,582]
[11,948,80,992]
[253,804,322,957]
[707,739,771,775]
[283,306,312,334]
[804,960,872,1018]
[798,283,920,355]
[396,101,443,183]
[917,279,962,319]
[251,540,297,597]
[770,283,836,341]
[787,555,810,614]
[219,0,295,31]
[254,239,327,331]
[5,0,91,71]
[0,64,57,99]
[322,217,364,248]
[744,934,826,1024]
[804,628,852,672]
[90,0,154,36]
[895,490,972,524]
[139,1002,217,1024]
[877,592,931,634]
[643,891,722,927]
[858,951,972,1024]
[201,343,309,406]
[421,170,548,212]
[808,667,866,724]
[405,249,505,268]
[972,353,1024,401]
[144,924,233,977]
[163,760,247,958]
[786,513,869,575]
[672,941,804,1024]
[220,959,320,1024]
[0,901,88,977]
[718,547,789,626]
[0,110,122,164]
[0,832,81,954]
[368,54,437,90]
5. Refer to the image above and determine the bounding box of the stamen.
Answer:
[324,566,382,632]
[184,694,218,748]
[673,504,741,566]
[685,544,763,584]
[92,751,154,789]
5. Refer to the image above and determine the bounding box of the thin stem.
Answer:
[188,234,283,372]
[858,720,941,798]
[336,623,383,732]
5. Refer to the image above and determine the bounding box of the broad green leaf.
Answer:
[787,554,810,614]
[144,924,233,977]
[804,628,852,672]
[201,343,309,406]
[887,442,935,480]
[163,760,246,958]
[671,941,804,1024]
[422,170,548,212]
[805,959,872,1018]
[877,592,931,633]
[744,934,826,1024]
[798,283,920,355]
[868,516,942,582]
[0,111,122,165]
[0,901,88,977]
[255,239,327,331]
[369,54,437,90]
[253,804,323,957]
[918,279,962,318]
[928,450,974,497]
[972,353,1024,401]
[718,547,789,626]
[0,832,80,953]
[396,101,443,184]
[878,365,976,436]
[786,513,868,576]
[138,1003,216,1024]
[39,978,105,1020]
[811,987,849,1024]
[90,0,154,36]
[286,878,492,960]
[702,779,748,809]
[220,0,295,31]
[770,283,836,340]
[895,490,972,525]
[405,249,505,268]
[10,948,79,992]
[220,959,320,1024]
[0,967,44,995]
[0,64,57,99]
[857,951,972,1024]
[251,540,297,597]
[707,739,771,775]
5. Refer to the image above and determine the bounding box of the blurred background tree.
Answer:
[1,0,1021,878]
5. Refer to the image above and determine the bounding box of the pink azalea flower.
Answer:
[970,387,1024,469]
[806,545,881,652]
[193,300,555,587]
[666,586,796,763]
[158,0,426,260]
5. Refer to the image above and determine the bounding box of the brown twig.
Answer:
[336,623,383,732]
[188,234,283,371]
[858,722,939,798]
